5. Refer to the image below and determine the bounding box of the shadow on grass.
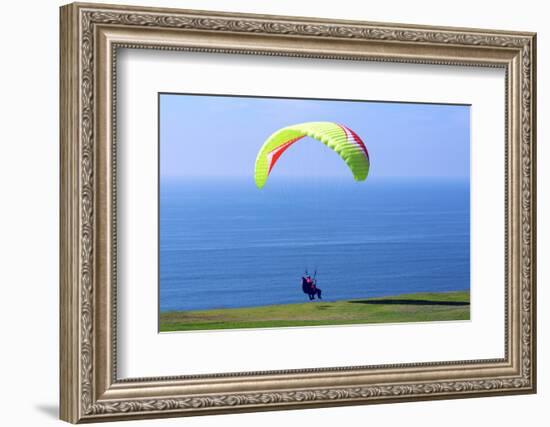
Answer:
[349,299,470,306]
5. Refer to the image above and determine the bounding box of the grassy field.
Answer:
[159,291,470,332]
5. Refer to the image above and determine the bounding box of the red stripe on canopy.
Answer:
[267,135,305,174]
[338,124,370,160]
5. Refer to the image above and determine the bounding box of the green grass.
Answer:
[159,291,470,332]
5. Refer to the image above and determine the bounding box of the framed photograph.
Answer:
[60,2,537,423]
[158,94,471,333]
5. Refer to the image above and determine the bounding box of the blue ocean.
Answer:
[159,178,470,312]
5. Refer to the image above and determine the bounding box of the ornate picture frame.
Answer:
[60,2,536,423]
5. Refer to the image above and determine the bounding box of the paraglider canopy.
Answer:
[254,121,370,189]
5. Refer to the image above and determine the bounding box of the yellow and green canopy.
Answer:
[254,121,370,189]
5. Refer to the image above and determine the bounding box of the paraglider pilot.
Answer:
[301,273,322,300]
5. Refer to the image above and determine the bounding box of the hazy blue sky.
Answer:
[160,93,470,180]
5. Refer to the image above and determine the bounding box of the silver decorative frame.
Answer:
[60,2,536,423]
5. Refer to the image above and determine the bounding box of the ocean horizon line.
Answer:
[160,175,470,182]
